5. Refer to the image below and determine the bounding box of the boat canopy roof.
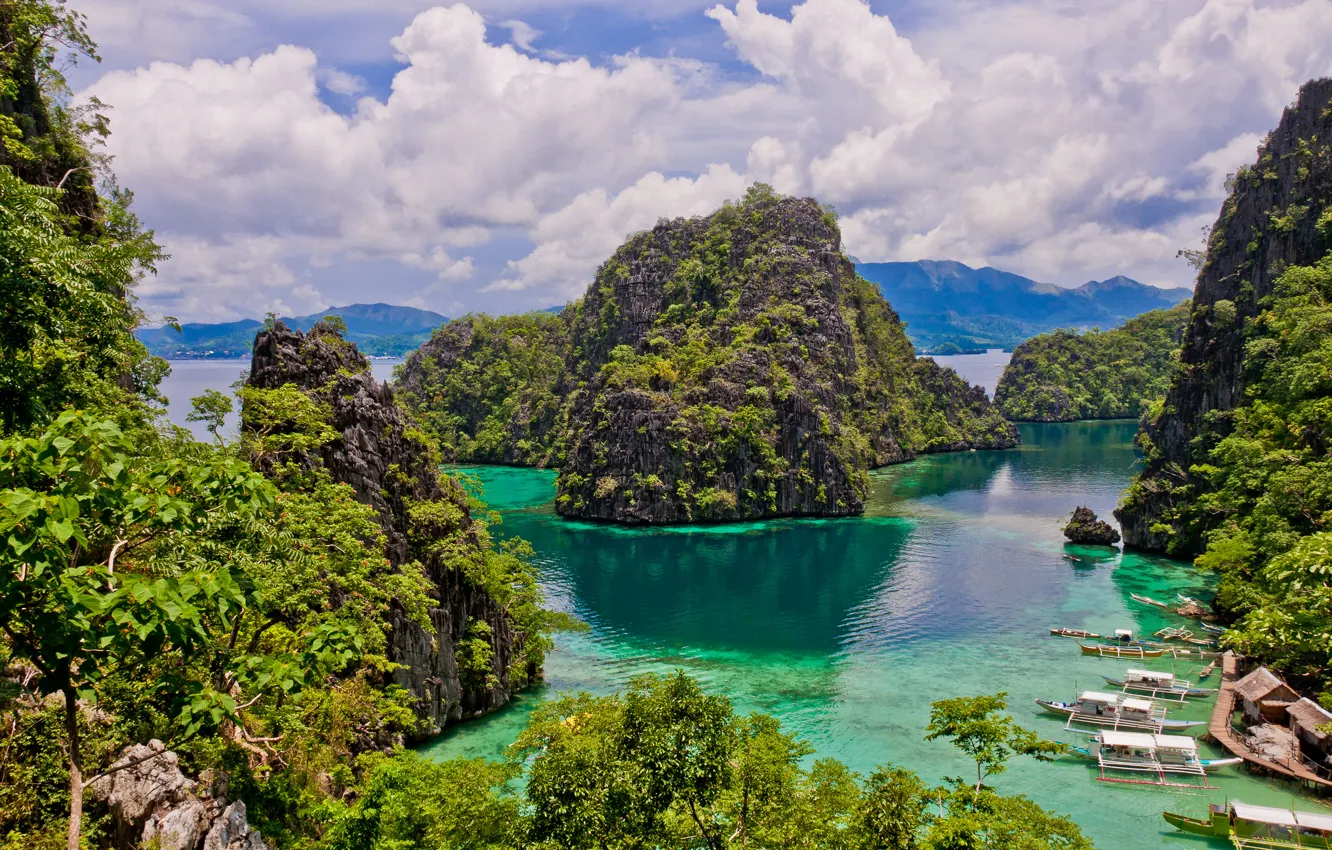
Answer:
[1295,812,1332,833]
[1080,691,1120,704]
[1114,629,1133,637]
[1100,731,1156,748]
[1231,803,1299,827]
[1126,668,1174,683]
[1152,734,1197,752]
[1121,697,1154,712]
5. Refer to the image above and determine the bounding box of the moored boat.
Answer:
[1070,731,1223,787]
[1068,734,1240,772]
[1200,621,1227,635]
[1049,627,1101,639]
[1130,592,1168,608]
[1079,641,1165,658]
[1102,669,1217,700]
[1164,802,1332,848]
[1036,691,1204,731]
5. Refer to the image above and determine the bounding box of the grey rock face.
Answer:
[1116,78,1332,552]
[88,741,271,850]
[246,323,533,736]
[203,802,269,850]
[554,197,1017,524]
[1063,506,1121,546]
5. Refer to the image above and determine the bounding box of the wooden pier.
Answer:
[1206,653,1332,790]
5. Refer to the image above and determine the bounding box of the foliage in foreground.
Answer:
[994,302,1190,422]
[331,673,1090,850]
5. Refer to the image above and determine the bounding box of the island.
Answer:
[398,187,1019,524]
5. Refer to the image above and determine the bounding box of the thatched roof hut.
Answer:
[1288,698,1332,755]
[1234,667,1299,724]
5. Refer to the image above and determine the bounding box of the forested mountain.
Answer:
[993,302,1190,422]
[1116,78,1332,694]
[136,303,448,358]
[855,260,1190,352]
[399,188,1018,524]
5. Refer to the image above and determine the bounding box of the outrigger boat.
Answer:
[1102,669,1217,701]
[1200,621,1227,635]
[1079,641,1165,659]
[1130,592,1169,608]
[1067,731,1228,787]
[1068,733,1241,772]
[1049,627,1102,639]
[1177,593,1204,607]
[1036,690,1205,731]
[1164,802,1332,849]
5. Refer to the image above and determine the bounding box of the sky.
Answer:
[67,0,1332,323]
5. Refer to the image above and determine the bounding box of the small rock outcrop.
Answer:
[1063,506,1121,546]
[400,190,1018,524]
[1117,79,1332,552]
[89,741,271,850]
[245,322,536,736]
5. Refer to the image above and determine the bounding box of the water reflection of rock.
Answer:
[507,514,914,655]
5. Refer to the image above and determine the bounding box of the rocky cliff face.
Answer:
[89,741,272,850]
[400,190,1017,525]
[245,322,534,735]
[1116,79,1332,552]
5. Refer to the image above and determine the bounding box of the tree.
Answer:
[0,410,274,850]
[924,694,1063,791]
[923,788,1092,850]
[514,672,734,850]
[0,167,162,433]
[187,388,233,443]
[322,752,519,850]
[860,764,928,850]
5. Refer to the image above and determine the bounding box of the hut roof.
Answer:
[1288,698,1332,735]
[1234,667,1291,702]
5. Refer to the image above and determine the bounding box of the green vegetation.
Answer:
[994,302,1190,422]
[0,5,556,847]
[397,312,568,465]
[401,188,1015,522]
[1124,236,1332,694]
[0,5,1089,848]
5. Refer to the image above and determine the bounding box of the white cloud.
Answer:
[317,68,368,95]
[493,164,748,294]
[79,0,1332,320]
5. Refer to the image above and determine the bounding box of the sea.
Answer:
[420,423,1316,850]
[161,350,1317,847]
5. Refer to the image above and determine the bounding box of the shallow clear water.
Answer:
[421,422,1324,848]
[155,359,401,439]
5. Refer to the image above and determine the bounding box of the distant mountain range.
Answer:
[140,263,1190,360]
[137,303,449,359]
[854,260,1192,353]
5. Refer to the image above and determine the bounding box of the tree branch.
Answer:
[54,167,89,190]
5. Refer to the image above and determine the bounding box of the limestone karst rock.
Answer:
[400,191,1019,524]
[245,322,536,735]
[1117,79,1332,552]
[1063,506,1121,546]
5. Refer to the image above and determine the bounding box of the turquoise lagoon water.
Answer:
[421,421,1323,848]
